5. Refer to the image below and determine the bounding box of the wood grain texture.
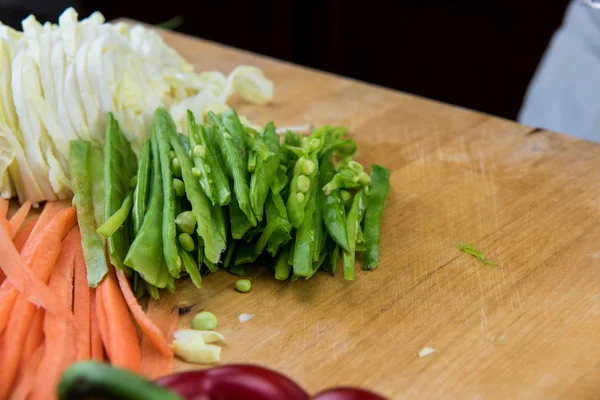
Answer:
[140,25,600,400]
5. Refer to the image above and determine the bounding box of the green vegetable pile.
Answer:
[70,107,391,297]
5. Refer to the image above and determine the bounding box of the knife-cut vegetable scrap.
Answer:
[456,243,498,266]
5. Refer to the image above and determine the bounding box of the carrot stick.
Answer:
[8,201,31,239]
[97,267,141,372]
[27,200,70,240]
[0,198,8,216]
[94,287,112,361]
[116,268,172,357]
[22,308,44,359]
[13,216,38,253]
[30,228,78,400]
[0,207,77,336]
[74,240,91,360]
[0,223,79,398]
[141,290,179,380]
[90,290,104,361]
[9,344,45,400]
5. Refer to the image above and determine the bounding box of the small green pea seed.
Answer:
[130,176,137,188]
[340,190,352,206]
[297,175,311,193]
[309,138,321,152]
[178,233,195,253]
[296,192,305,203]
[191,167,202,178]
[175,211,196,234]
[358,172,371,185]
[171,158,182,178]
[235,279,252,293]
[173,178,185,197]
[193,145,206,158]
[192,311,218,330]
[300,158,315,175]
[169,150,176,160]
[348,161,364,173]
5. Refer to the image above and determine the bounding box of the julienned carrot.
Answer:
[9,344,44,400]
[74,241,91,360]
[0,207,77,336]
[0,198,8,216]
[8,201,31,238]
[0,218,78,398]
[94,288,112,360]
[13,216,38,253]
[116,268,172,357]
[30,227,78,400]
[0,209,76,342]
[90,290,104,361]
[141,290,179,380]
[27,200,70,239]
[22,308,44,359]
[97,267,141,372]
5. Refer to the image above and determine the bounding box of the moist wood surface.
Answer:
[87,21,600,399]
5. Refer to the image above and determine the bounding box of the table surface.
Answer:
[141,22,600,400]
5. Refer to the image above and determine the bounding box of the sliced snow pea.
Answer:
[249,122,280,221]
[154,108,181,278]
[363,164,391,270]
[133,138,151,236]
[320,151,350,252]
[342,187,369,281]
[104,113,137,272]
[169,128,226,264]
[124,132,171,289]
[180,249,202,289]
[69,140,108,287]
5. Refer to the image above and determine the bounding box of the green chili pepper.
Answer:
[363,165,391,270]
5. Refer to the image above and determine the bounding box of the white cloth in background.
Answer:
[519,1,600,142]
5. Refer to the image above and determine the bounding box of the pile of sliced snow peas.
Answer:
[70,107,390,298]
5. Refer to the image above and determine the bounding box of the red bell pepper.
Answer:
[57,361,387,400]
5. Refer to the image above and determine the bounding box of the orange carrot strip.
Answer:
[0,198,8,216]
[0,208,77,336]
[90,290,104,361]
[22,308,44,360]
[116,269,172,357]
[98,267,141,372]
[27,200,70,240]
[9,344,45,400]
[74,240,91,360]
[94,287,112,361]
[0,210,76,339]
[30,228,78,400]
[141,290,179,380]
[0,223,79,398]
[8,201,31,239]
[13,217,39,253]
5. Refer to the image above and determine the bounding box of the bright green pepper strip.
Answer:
[363,164,391,270]
[104,113,138,272]
[132,138,151,236]
[153,108,180,278]
[169,129,226,264]
[124,133,171,289]
[97,192,133,238]
[70,140,108,287]
[274,245,292,280]
[343,187,369,280]
[209,110,256,225]
[180,249,202,289]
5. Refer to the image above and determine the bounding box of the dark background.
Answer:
[0,0,571,120]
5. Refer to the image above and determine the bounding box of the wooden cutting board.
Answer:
[148,26,600,399]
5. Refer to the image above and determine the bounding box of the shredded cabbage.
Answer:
[0,8,274,205]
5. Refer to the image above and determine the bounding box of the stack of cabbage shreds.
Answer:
[71,107,391,296]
